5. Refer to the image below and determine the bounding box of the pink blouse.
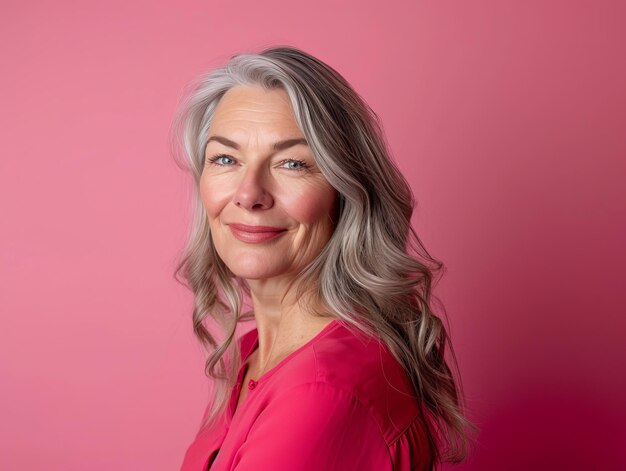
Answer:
[179,319,433,470]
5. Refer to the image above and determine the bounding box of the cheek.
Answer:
[282,183,338,225]
[199,175,230,220]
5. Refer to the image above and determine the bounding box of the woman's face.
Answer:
[200,85,338,282]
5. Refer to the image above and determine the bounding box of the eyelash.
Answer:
[205,153,311,172]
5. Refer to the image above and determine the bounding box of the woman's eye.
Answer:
[280,159,310,171]
[206,154,234,166]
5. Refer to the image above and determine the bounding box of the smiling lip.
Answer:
[229,223,287,243]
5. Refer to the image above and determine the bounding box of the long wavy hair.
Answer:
[170,45,477,466]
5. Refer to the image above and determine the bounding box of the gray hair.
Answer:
[170,45,477,465]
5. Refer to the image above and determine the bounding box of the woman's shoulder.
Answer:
[311,320,424,444]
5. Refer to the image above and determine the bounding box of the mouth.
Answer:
[228,223,287,244]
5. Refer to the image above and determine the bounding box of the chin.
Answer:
[226,261,288,281]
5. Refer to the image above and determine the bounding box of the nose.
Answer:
[232,165,274,210]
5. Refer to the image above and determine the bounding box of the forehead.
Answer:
[211,85,299,129]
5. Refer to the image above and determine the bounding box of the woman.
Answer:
[171,45,476,470]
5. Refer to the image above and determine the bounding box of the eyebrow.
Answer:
[206,135,309,152]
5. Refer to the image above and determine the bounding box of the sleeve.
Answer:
[232,382,392,471]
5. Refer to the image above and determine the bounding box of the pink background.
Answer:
[1,1,624,470]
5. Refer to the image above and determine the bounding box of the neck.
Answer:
[245,277,329,376]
